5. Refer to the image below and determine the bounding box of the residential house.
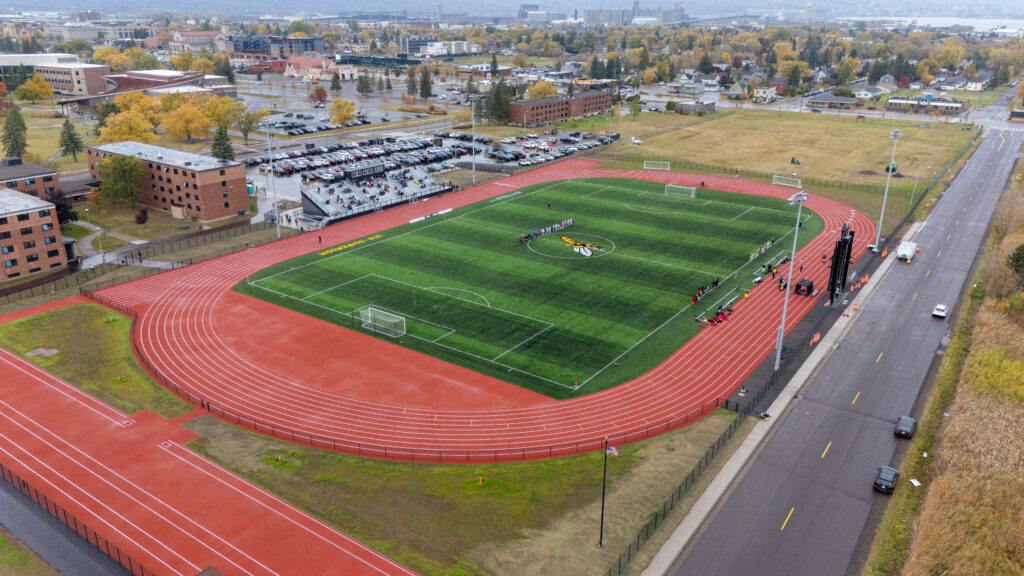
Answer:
[0,158,58,199]
[767,77,788,92]
[877,74,896,91]
[854,86,884,99]
[284,56,333,80]
[964,75,991,91]
[753,85,777,103]
[724,81,747,100]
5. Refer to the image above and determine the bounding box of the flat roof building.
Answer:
[508,90,612,126]
[0,187,66,280]
[86,142,248,222]
[0,158,58,198]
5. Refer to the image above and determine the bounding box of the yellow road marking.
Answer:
[877,352,884,363]
[781,507,795,531]
[970,196,974,202]
[947,234,951,240]
[956,219,959,226]
[963,207,967,213]
[937,250,942,257]
[912,292,917,301]
[925,270,931,278]
[998,130,1005,152]
[852,391,861,405]
[821,441,832,459]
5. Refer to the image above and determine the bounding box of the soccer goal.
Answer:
[772,175,803,189]
[644,160,671,171]
[665,184,697,199]
[358,306,407,338]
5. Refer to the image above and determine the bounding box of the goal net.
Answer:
[665,184,696,199]
[644,160,671,171]
[772,175,803,189]
[358,306,407,338]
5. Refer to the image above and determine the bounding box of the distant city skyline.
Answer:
[1,0,1022,20]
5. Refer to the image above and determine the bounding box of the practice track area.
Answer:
[94,159,875,462]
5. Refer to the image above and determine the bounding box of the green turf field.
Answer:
[235,178,823,399]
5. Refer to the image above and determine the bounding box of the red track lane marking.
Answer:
[0,437,194,575]
[93,160,875,460]
[0,400,276,575]
[159,443,418,575]
[0,350,127,426]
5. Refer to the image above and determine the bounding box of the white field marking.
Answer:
[253,181,564,284]
[0,435,195,575]
[492,324,554,362]
[574,180,799,215]
[299,274,372,301]
[0,352,126,426]
[731,207,754,221]
[352,304,456,342]
[0,400,276,575]
[638,191,712,205]
[425,287,491,307]
[247,278,569,389]
[580,185,612,199]
[158,444,417,575]
[609,251,722,277]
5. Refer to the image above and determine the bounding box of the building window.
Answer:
[20,227,32,235]
[1,245,12,254]
[17,213,30,221]
[43,175,53,182]
[23,240,35,249]
[26,254,38,262]
[47,249,59,258]
[4,259,16,268]
[24,178,35,185]
[221,181,227,187]
[222,190,229,198]
[220,169,225,176]
[196,205,201,212]
[0,217,6,225]
[38,209,50,217]
[223,202,229,209]
[44,236,56,245]
[173,168,178,174]
[0,231,9,240]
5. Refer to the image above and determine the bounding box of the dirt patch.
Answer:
[24,347,59,357]
[859,170,880,176]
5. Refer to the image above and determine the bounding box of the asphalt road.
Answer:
[667,97,1023,575]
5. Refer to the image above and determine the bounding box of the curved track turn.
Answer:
[95,160,875,462]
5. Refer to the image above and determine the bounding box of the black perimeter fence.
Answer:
[0,461,155,576]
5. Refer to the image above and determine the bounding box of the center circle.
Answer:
[526,233,616,260]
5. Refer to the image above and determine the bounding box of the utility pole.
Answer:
[774,191,807,371]
[874,129,902,249]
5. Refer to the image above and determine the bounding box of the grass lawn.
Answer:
[185,408,751,576]
[93,234,129,253]
[238,177,822,398]
[0,529,56,576]
[0,303,192,418]
[24,119,98,172]
[470,109,693,142]
[61,222,91,240]
[631,109,973,189]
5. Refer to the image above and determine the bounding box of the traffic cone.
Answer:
[478,477,483,485]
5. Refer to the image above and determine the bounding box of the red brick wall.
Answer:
[0,207,64,280]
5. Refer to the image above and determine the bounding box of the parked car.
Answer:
[894,417,917,439]
[873,466,899,494]
[932,304,948,318]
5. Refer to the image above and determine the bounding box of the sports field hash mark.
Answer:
[239,177,823,399]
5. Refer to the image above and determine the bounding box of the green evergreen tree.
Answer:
[58,118,83,162]
[211,126,234,161]
[406,67,417,95]
[256,69,263,82]
[376,76,385,92]
[490,53,498,77]
[385,77,392,91]
[96,101,118,127]
[1,107,28,158]
[330,73,341,91]
[419,65,432,100]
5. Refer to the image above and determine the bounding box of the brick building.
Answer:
[0,188,65,280]
[507,90,612,126]
[0,158,58,198]
[86,142,248,221]
[35,62,110,96]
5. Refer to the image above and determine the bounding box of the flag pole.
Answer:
[598,437,609,548]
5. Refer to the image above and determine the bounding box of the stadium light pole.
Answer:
[874,129,902,250]
[471,99,477,185]
[265,130,281,239]
[774,191,807,371]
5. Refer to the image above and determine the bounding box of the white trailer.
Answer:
[896,241,918,261]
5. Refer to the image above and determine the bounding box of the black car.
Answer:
[895,416,917,439]
[873,466,899,494]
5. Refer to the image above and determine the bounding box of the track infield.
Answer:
[237,178,822,398]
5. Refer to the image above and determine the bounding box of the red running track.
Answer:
[0,345,415,575]
[95,159,875,462]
